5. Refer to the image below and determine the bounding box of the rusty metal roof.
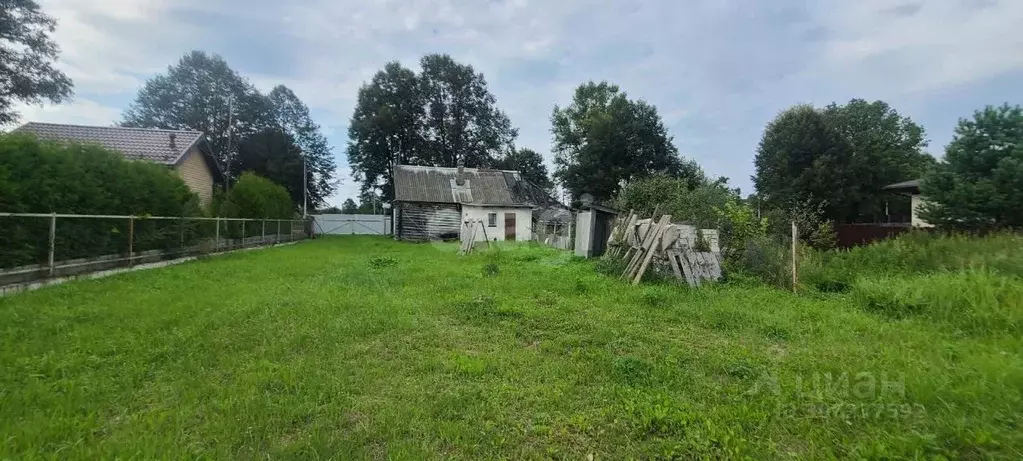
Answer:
[394,164,537,206]
[15,122,206,166]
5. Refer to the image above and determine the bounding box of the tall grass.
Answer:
[800,231,1023,291]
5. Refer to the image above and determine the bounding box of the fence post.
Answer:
[791,221,798,292]
[179,218,185,256]
[215,218,220,252]
[128,215,135,268]
[48,213,56,276]
[241,220,246,249]
[276,220,281,243]
[261,219,266,245]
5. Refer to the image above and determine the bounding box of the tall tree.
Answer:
[347,55,517,200]
[234,128,304,207]
[552,81,689,202]
[340,198,358,214]
[496,147,552,190]
[121,51,273,181]
[921,104,1023,230]
[419,54,517,168]
[0,0,73,125]
[347,62,424,200]
[267,85,337,209]
[754,100,932,223]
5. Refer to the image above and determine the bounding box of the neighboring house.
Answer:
[392,163,561,242]
[14,122,221,206]
[883,179,933,227]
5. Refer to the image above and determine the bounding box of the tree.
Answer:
[347,62,425,200]
[235,128,305,207]
[921,104,1023,230]
[347,55,517,200]
[754,100,932,224]
[552,81,691,202]
[268,85,337,209]
[121,51,273,181]
[340,198,358,214]
[419,54,516,168]
[0,0,73,125]
[495,148,552,190]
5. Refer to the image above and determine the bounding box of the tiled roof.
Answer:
[14,122,205,166]
[394,164,539,206]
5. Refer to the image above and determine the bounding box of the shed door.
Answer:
[505,213,516,241]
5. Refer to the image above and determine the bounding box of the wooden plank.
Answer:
[623,215,660,277]
[632,215,671,285]
[667,250,685,283]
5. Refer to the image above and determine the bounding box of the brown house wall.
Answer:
[173,147,214,206]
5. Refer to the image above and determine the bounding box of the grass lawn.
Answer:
[1,237,1021,459]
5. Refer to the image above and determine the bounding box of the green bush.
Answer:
[0,133,201,268]
[216,172,293,220]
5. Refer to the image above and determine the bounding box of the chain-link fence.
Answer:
[0,213,310,288]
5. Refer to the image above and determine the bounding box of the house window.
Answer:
[487,212,497,227]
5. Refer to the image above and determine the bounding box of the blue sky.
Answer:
[13,0,1023,207]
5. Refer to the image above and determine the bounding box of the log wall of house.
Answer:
[396,202,461,241]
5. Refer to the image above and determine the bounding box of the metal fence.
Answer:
[533,217,575,251]
[0,212,309,288]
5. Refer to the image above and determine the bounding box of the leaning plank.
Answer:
[678,250,698,287]
[667,250,685,283]
[632,215,671,285]
[623,215,660,277]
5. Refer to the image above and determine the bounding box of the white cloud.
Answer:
[13,99,121,127]
[811,0,1023,93]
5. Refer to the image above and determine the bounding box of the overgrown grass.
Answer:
[1,236,1021,458]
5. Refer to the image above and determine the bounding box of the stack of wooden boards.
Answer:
[606,211,723,286]
[459,220,491,255]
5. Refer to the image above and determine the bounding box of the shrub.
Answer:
[0,133,200,268]
[217,172,293,220]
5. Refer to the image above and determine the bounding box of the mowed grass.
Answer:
[1,237,1021,459]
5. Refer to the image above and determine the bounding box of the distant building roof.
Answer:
[395,164,556,207]
[14,122,216,171]
[883,179,921,194]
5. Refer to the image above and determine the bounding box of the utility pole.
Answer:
[225,94,234,191]
[302,148,308,218]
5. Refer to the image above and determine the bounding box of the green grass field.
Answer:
[1,236,1021,459]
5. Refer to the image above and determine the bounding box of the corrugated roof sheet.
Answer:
[882,179,921,191]
[14,122,205,166]
[395,165,534,206]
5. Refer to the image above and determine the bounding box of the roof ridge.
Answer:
[21,122,204,135]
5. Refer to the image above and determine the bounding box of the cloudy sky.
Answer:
[13,0,1023,207]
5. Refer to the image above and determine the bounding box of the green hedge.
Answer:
[0,133,201,268]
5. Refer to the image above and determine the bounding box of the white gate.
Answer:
[312,214,391,235]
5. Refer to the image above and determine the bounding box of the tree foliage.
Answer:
[121,52,337,206]
[235,128,306,209]
[347,55,517,200]
[121,51,272,177]
[340,199,358,214]
[0,0,73,125]
[552,81,693,202]
[495,148,552,190]
[754,100,933,224]
[267,85,337,208]
[613,173,734,229]
[921,104,1023,230]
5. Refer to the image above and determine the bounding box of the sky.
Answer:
[11,0,1023,208]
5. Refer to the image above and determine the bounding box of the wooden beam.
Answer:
[632,214,671,285]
